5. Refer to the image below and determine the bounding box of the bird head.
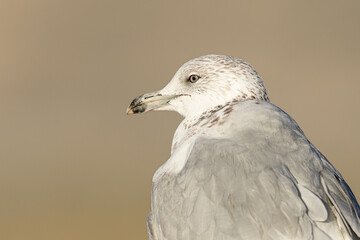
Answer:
[127,55,269,118]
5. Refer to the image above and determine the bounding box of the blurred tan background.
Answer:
[0,0,359,239]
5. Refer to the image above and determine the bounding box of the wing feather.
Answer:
[149,137,360,240]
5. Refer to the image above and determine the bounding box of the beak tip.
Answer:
[126,106,134,115]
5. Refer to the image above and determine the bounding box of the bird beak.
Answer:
[126,91,178,115]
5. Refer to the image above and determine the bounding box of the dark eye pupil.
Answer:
[189,75,199,83]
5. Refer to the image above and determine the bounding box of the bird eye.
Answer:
[188,75,200,83]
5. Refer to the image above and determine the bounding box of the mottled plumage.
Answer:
[127,55,360,240]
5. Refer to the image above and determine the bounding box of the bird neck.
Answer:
[171,96,251,153]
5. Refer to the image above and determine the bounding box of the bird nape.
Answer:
[127,54,360,240]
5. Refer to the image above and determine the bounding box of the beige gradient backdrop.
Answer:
[0,0,359,239]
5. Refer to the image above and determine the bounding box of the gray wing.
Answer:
[149,138,360,240]
[319,151,360,238]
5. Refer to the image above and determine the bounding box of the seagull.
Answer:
[126,55,360,240]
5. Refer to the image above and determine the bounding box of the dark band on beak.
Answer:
[127,92,189,115]
[127,96,146,114]
[126,92,170,115]
[127,94,162,114]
